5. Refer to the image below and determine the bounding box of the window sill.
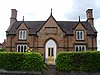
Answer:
[18,39,27,41]
[76,39,85,41]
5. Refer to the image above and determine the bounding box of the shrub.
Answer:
[0,52,44,71]
[56,51,100,72]
[0,48,6,52]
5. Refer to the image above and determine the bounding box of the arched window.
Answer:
[76,31,84,40]
[19,30,27,40]
[17,45,27,52]
[75,45,86,51]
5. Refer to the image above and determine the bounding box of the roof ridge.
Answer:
[16,20,87,22]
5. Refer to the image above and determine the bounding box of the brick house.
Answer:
[5,9,97,64]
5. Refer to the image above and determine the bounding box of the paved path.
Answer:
[42,65,57,75]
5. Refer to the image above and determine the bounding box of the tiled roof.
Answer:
[58,21,97,35]
[7,21,97,35]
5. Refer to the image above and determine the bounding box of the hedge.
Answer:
[0,52,44,71]
[0,48,6,52]
[56,51,100,72]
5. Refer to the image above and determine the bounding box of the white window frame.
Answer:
[76,31,84,40]
[17,44,27,52]
[19,30,27,40]
[75,45,86,52]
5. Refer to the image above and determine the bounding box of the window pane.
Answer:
[82,31,84,40]
[76,31,78,39]
[79,46,81,51]
[51,48,54,56]
[23,31,25,39]
[76,31,80,40]
[82,46,84,51]
[76,31,78,40]
[19,31,22,39]
[21,46,23,52]
[77,32,80,39]
[48,48,50,56]
[18,46,20,52]
[24,46,27,52]
[80,31,82,39]
[75,46,78,52]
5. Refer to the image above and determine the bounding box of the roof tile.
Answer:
[7,21,97,35]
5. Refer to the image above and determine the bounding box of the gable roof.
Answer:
[6,21,45,35]
[6,20,97,36]
[16,21,30,29]
[72,21,87,30]
[37,14,65,33]
[58,21,97,35]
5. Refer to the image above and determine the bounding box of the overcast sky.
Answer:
[0,0,100,50]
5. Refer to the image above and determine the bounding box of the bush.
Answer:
[0,48,6,52]
[0,52,44,71]
[56,51,100,72]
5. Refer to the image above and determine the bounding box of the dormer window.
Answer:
[19,30,27,40]
[76,31,84,40]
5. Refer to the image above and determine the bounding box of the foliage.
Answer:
[25,47,34,52]
[0,48,6,52]
[0,52,44,71]
[56,51,100,72]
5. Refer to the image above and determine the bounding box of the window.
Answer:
[48,48,54,57]
[17,45,27,52]
[75,45,86,51]
[19,30,27,40]
[76,31,84,40]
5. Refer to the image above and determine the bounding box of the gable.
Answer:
[17,22,28,30]
[75,22,86,30]
[38,15,64,34]
[73,22,87,30]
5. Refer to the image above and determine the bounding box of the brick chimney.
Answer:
[7,9,17,31]
[86,9,94,25]
[10,9,17,25]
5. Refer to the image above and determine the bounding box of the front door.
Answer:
[48,47,54,64]
[45,39,56,65]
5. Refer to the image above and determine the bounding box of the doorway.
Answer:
[45,39,56,65]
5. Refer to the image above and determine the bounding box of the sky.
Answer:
[0,0,100,50]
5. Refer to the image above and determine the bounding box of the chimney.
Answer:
[7,9,17,31]
[86,9,94,25]
[10,9,17,26]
